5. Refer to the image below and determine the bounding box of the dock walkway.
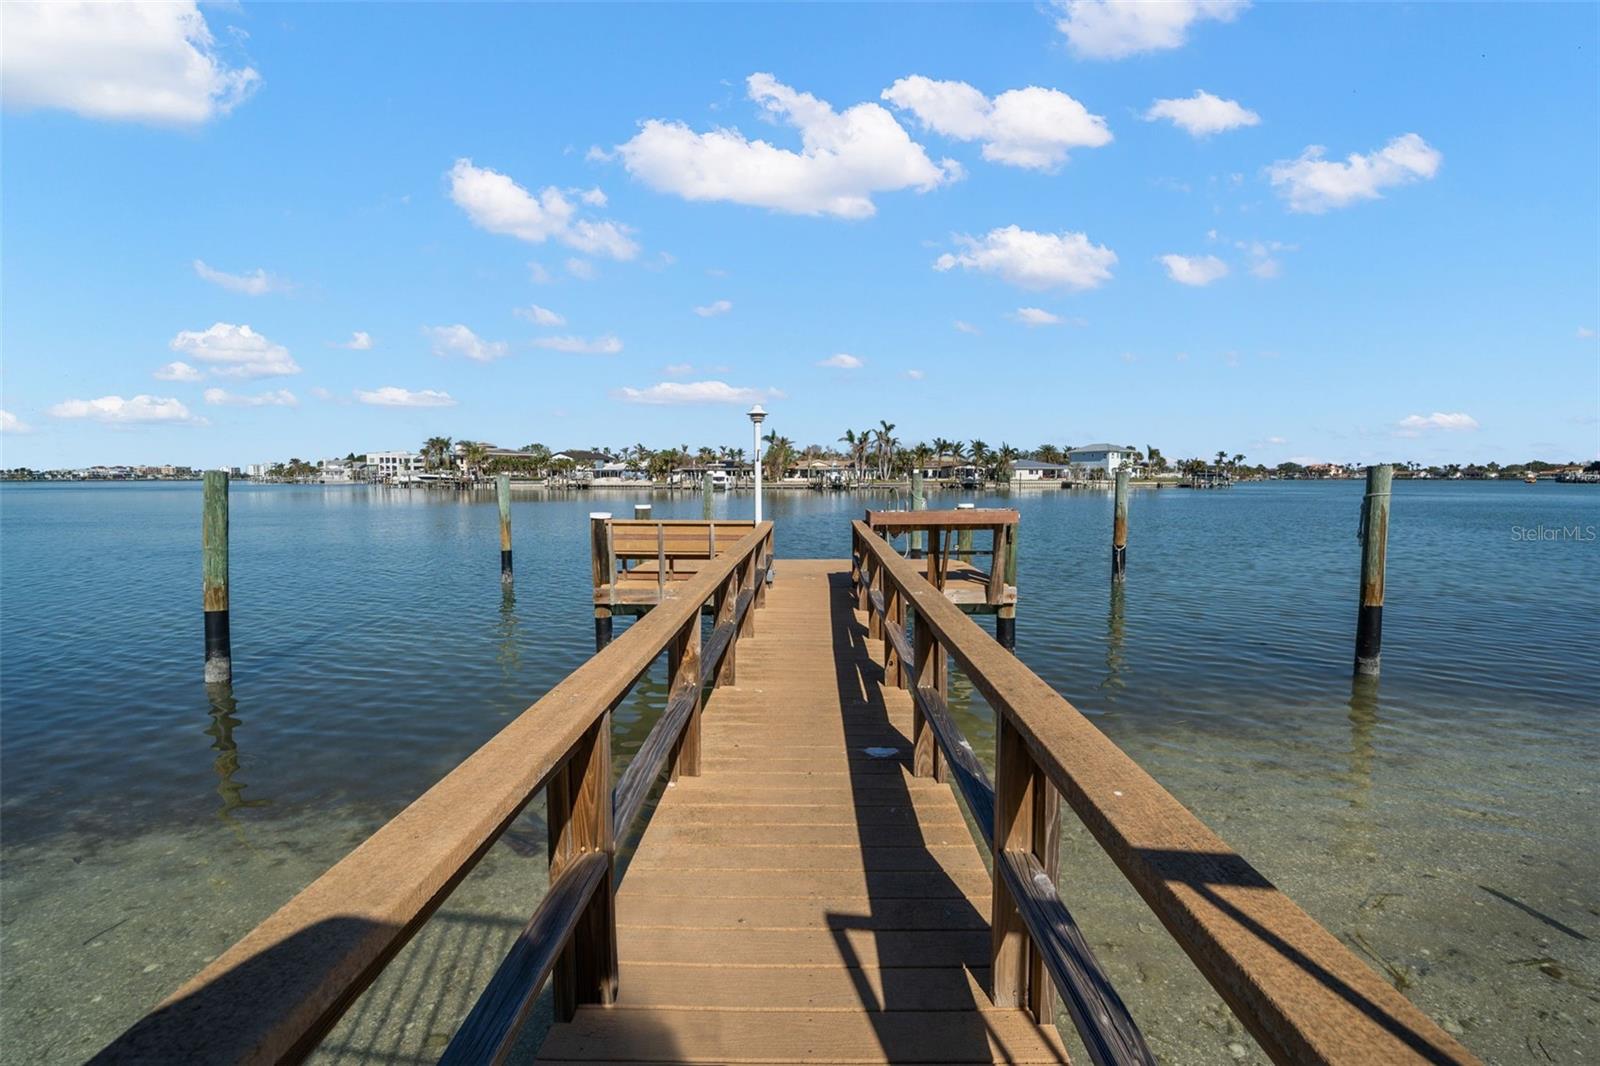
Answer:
[539,560,1067,1063]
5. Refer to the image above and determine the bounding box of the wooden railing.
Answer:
[592,517,757,599]
[851,520,1477,1066]
[95,521,775,1066]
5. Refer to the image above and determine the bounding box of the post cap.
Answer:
[589,512,612,519]
[957,503,976,509]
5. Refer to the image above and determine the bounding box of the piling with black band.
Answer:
[1112,468,1129,581]
[202,469,232,683]
[496,474,513,584]
[1354,464,1393,677]
[998,523,1019,653]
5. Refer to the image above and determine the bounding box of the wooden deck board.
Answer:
[536,559,1063,1064]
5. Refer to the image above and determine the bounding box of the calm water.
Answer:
[2,481,1596,1063]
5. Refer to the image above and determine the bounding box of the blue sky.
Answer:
[2,1,1596,469]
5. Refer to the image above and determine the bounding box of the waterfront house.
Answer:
[367,451,423,484]
[1010,459,1070,483]
[1067,443,1138,480]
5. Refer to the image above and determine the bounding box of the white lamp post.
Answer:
[747,404,767,523]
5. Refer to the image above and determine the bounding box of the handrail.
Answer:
[96,522,773,1066]
[852,520,1477,1066]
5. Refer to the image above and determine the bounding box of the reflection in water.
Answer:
[496,587,521,678]
[1334,676,1381,861]
[203,682,270,839]
[1101,582,1126,692]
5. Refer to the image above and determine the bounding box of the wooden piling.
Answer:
[633,503,651,521]
[496,474,513,584]
[202,470,232,683]
[956,502,974,561]
[910,471,925,556]
[1112,468,1129,582]
[997,524,1018,652]
[701,473,713,519]
[590,513,614,651]
[1354,464,1393,677]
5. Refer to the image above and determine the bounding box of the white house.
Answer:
[368,451,422,483]
[1009,459,1070,483]
[1067,444,1138,480]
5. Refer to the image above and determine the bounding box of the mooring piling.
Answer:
[202,470,232,683]
[1354,464,1393,676]
[701,473,713,519]
[634,503,652,521]
[1112,468,1130,581]
[910,471,926,556]
[590,512,614,651]
[997,523,1018,652]
[956,502,974,561]
[496,474,513,584]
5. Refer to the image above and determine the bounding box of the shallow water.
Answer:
[1,480,1596,1063]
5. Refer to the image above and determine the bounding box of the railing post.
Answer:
[547,714,617,1021]
[738,551,756,639]
[867,550,884,640]
[755,526,771,609]
[882,578,903,689]
[714,572,738,686]
[668,615,702,779]
[911,609,945,781]
[992,709,1057,1024]
[590,513,614,651]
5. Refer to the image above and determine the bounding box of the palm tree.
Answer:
[912,441,934,475]
[875,420,897,480]
[995,443,1021,483]
[462,441,489,484]
[1035,443,1063,464]
[421,436,453,472]
[969,440,991,483]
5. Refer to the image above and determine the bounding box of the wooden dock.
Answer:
[541,559,1067,1063]
[97,518,1480,1066]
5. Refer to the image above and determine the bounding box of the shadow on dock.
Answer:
[823,572,1054,1061]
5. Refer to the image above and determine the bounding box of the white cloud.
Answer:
[663,362,694,376]
[579,187,608,207]
[532,334,623,355]
[566,258,597,280]
[49,394,203,424]
[170,322,299,378]
[1159,253,1229,286]
[616,380,784,406]
[333,331,374,350]
[516,305,566,327]
[1236,239,1293,279]
[355,386,457,408]
[818,353,863,369]
[203,387,297,407]
[882,77,1111,170]
[153,360,203,382]
[1144,90,1259,137]
[614,73,959,220]
[905,369,925,380]
[1397,411,1478,435]
[424,324,509,362]
[936,225,1116,291]
[1012,307,1063,326]
[1578,326,1595,339]
[193,259,286,295]
[0,410,31,434]
[448,159,639,259]
[1053,0,1250,60]
[1,1,259,125]
[1268,133,1442,213]
[953,320,980,335]
[694,299,733,318]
